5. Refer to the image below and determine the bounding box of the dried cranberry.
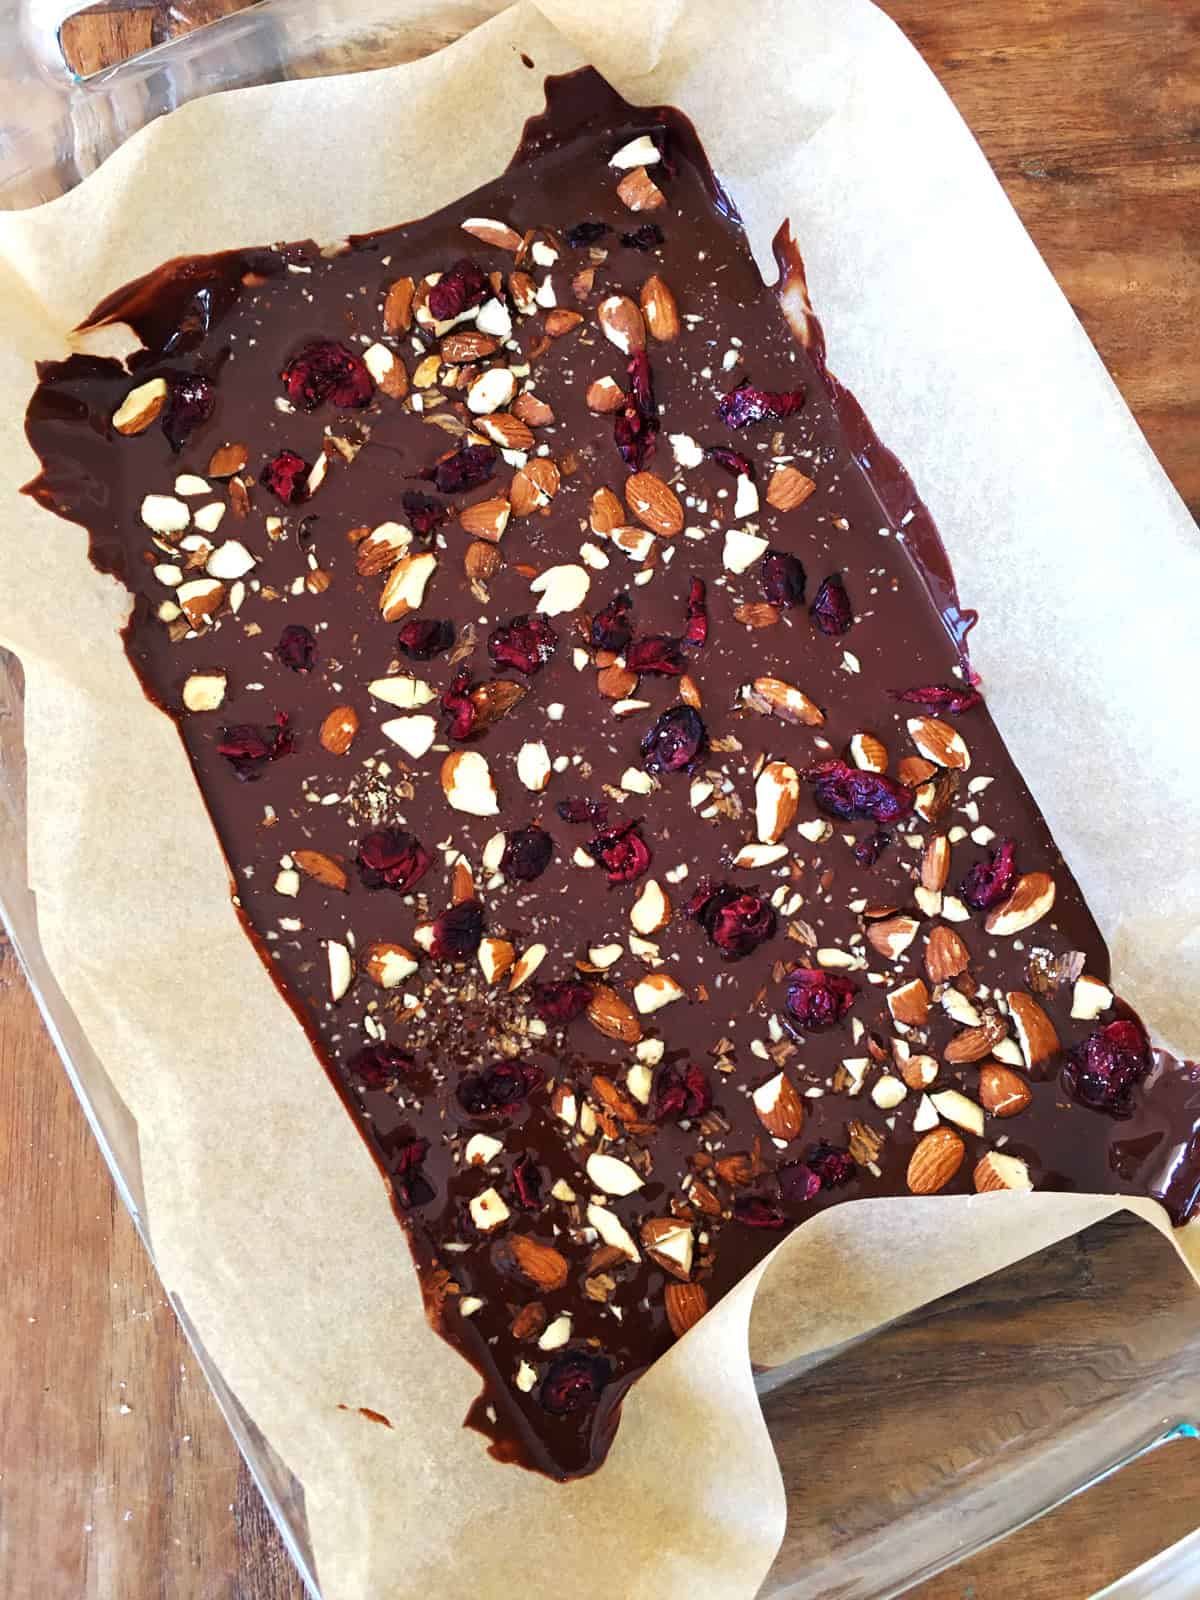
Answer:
[441,670,477,741]
[217,712,292,780]
[614,350,659,469]
[260,449,310,504]
[891,683,983,715]
[733,1196,787,1229]
[274,623,318,672]
[397,618,455,660]
[653,1063,712,1122]
[401,491,449,538]
[810,573,853,635]
[641,705,707,775]
[281,339,373,411]
[356,828,431,892]
[808,760,915,824]
[1063,1019,1151,1117]
[807,1142,856,1188]
[161,373,215,451]
[959,838,1018,911]
[429,901,484,962]
[391,1135,433,1209]
[682,575,708,649]
[427,258,488,322]
[591,591,634,653]
[686,880,777,959]
[501,825,554,883]
[565,221,610,247]
[555,797,609,827]
[531,979,593,1025]
[457,1060,544,1117]
[626,635,686,676]
[620,223,665,251]
[511,1153,543,1210]
[539,1351,613,1415]
[348,1044,414,1089]
[777,1163,821,1205]
[718,380,805,428]
[488,613,558,675]
[705,445,754,477]
[421,442,497,494]
[586,821,651,884]
[759,550,807,608]
[853,829,892,867]
[786,968,858,1030]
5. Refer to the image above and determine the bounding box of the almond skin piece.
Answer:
[617,165,667,212]
[1006,990,1061,1070]
[925,925,970,983]
[986,872,1057,936]
[766,465,816,510]
[384,276,415,334]
[625,471,683,536]
[664,1280,708,1338]
[586,984,643,1044]
[907,1127,966,1194]
[978,1062,1033,1118]
[507,1235,569,1292]
[292,850,349,892]
[640,274,681,341]
[319,705,358,755]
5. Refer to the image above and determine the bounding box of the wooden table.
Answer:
[3,2,1197,1596]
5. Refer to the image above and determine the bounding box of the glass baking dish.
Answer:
[3,4,1198,1594]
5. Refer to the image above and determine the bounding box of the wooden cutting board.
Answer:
[3,3,1197,1596]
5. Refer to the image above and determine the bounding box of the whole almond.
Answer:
[586,376,626,414]
[596,294,646,355]
[898,755,938,788]
[986,872,1056,937]
[319,705,358,755]
[587,984,643,1044]
[1006,990,1061,1070]
[750,675,825,727]
[978,1062,1033,1118]
[510,1302,547,1341]
[545,308,583,338]
[617,166,667,212]
[384,276,415,334]
[907,1127,966,1194]
[908,715,971,770]
[640,274,681,341]
[293,849,348,892]
[512,391,555,427]
[766,465,817,510]
[734,601,780,629]
[597,663,638,699]
[625,471,683,535]
[507,1235,569,1292]
[944,1014,1009,1063]
[664,1280,708,1338]
[465,540,503,582]
[207,441,248,478]
[440,330,501,363]
[468,679,527,729]
[459,496,511,544]
[476,412,534,452]
[572,266,596,301]
[925,924,970,983]
[590,486,625,535]
[510,458,560,516]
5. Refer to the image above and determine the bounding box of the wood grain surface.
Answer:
[4,2,1198,1596]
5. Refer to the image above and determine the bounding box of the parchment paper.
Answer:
[1,2,1198,1596]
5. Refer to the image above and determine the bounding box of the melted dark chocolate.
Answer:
[22,68,1200,1481]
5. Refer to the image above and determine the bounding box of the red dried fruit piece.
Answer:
[718,380,805,428]
[626,635,686,676]
[959,837,1018,911]
[217,712,292,780]
[427,258,488,322]
[260,449,310,504]
[586,821,651,884]
[401,491,449,538]
[705,445,754,477]
[614,350,659,470]
[759,550,807,609]
[891,683,983,714]
[161,373,215,452]
[807,1142,856,1187]
[390,1134,434,1209]
[620,223,665,251]
[777,1162,821,1205]
[555,797,609,827]
[653,1062,712,1122]
[421,442,497,494]
[356,828,432,893]
[531,979,593,1024]
[686,879,777,959]
[441,670,477,741]
[275,623,318,672]
[397,618,455,660]
[565,221,610,247]
[1063,1018,1152,1118]
[501,825,554,883]
[348,1043,415,1089]
[281,340,373,411]
[733,1195,787,1229]
[641,705,707,774]
[429,899,484,961]
[682,575,708,649]
[457,1061,544,1117]
[810,572,853,635]
[488,613,558,675]
[786,968,858,1030]
[539,1351,613,1416]
[591,591,634,653]
[511,1153,544,1210]
[807,760,914,824]
[852,829,892,867]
